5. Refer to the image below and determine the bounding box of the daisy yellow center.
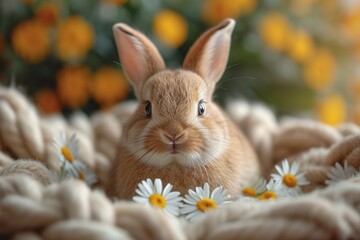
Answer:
[242,187,257,197]
[258,191,277,200]
[149,194,167,208]
[196,198,217,212]
[78,171,85,181]
[61,147,74,163]
[283,173,297,188]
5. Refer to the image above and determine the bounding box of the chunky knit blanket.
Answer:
[0,87,360,240]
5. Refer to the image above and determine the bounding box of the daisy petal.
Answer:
[166,191,181,201]
[195,186,204,198]
[203,183,210,198]
[139,181,152,196]
[290,161,300,175]
[180,205,197,214]
[275,165,284,175]
[133,196,148,203]
[162,183,173,197]
[135,188,148,197]
[154,178,163,194]
[283,160,290,173]
[210,187,222,200]
[188,189,201,202]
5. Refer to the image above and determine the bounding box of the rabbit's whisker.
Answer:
[118,145,150,197]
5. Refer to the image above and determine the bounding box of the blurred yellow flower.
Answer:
[91,67,129,109]
[238,0,257,15]
[35,2,59,26]
[11,19,50,63]
[202,0,257,24]
[153,10,188,48]
[259,12,292,51]
[342,7,360,42]
[316,93,347,126]
[35,89,62,114]
[56,16,95,61]
[57,66,91,109]
[102,0,127,5]
[303,49,336,91]
[286,29,314,64]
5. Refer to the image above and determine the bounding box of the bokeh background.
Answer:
[0,0,359,126]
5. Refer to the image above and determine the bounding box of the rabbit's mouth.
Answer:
[165,140,181,155]
[170,142,178,154]
[137,127,209,166]
[159,130,186,154]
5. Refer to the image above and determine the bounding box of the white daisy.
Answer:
[75,161,98,186]
[258,179,282,200]
[325,161,357,186]
[241,177,267,197]
[180,183,230,222]
[133,178,182,216]
[271,159,309,196]
[53,130,82,177]
[49,168,70,183]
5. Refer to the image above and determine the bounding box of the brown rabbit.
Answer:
[106,18,260,199]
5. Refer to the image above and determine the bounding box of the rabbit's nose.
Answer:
[159,122,187,142]
[160,131,186,154]
[162,132,185,143]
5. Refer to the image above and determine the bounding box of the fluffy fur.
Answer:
[106,19,260,199]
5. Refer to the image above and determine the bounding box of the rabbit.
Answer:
[105,18,260,200]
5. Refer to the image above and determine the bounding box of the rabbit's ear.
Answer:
[183,19,235,94]
[113,23,165,99]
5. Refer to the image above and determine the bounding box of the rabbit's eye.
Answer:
[198,100,206,116]
[144,101,152,117]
